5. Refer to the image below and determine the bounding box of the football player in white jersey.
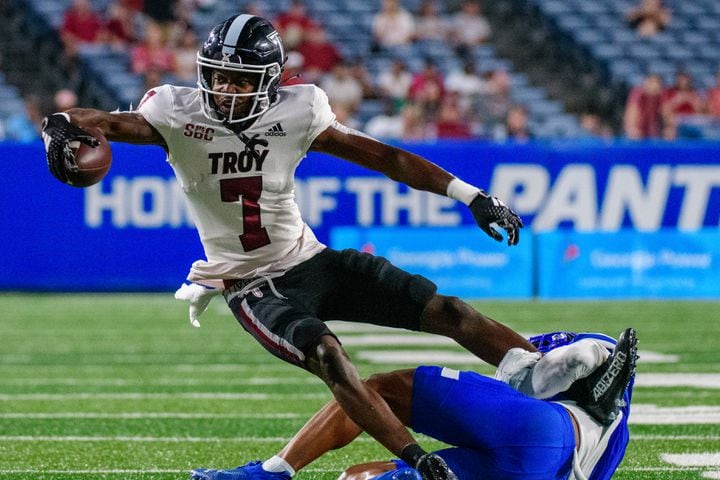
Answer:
[40,13,606,480]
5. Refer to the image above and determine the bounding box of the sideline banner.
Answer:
[537,230,720,299]
[330,227,534,299]
[1,140,719,292]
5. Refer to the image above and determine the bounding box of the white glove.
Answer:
[174,283,221,328]
[494,348,542,390]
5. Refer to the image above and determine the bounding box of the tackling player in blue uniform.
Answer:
[191,328,637,480]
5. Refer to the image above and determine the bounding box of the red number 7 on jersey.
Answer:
[220,176,271,251]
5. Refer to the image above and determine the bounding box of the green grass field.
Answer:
[1,293,719,480]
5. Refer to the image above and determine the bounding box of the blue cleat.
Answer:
[190,461,291,480]
[374,467,423,480]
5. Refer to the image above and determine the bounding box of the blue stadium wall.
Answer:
[1,140,719,298]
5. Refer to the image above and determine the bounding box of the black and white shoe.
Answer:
[565,328,638,425]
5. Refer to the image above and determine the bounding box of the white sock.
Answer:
[262,456,295,476]
[519,339,609,399]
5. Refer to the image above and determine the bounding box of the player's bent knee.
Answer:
[310,337,356,388]
[421,294,470,333]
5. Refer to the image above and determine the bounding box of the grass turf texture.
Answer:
[1,293,718,480]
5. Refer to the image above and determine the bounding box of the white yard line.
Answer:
[0,377,320,386]
[636,374,720,389]
[0,412,303,419]
[630,404,720,424]
[662,453,720,467]
[0,435,373,443]
[0,392,329,401]
[0,468,342,474]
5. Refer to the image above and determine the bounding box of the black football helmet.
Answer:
[197,14,285,125]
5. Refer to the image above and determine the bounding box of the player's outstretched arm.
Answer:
[41,109,165,185]
[62,108,165,145]
[310,123,523,245]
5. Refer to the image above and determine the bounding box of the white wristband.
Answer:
[446,178,482,206]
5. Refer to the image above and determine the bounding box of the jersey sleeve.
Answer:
[136,84,176,143]
[304,85,336,150]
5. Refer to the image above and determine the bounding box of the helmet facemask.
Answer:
[197,53,282,125]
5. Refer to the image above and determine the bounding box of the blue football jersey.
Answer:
[529,331,633,480]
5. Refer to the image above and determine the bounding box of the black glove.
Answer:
[41,113,99,184]
[469,191,524,246]
[416,452,456,480]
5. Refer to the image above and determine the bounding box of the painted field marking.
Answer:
[0,377,320,386]
[358,349,680,366]
[0,435,373,443]
[634,435,720,441]
[2,405,716,423]
[637,374,720,389]
[0,412,303,419]
[342,334,456,346]
[0,468,341,474]
[662,453,720,467]
[631,404,720,424]
[0,392,330,401]
[662,452,720,479]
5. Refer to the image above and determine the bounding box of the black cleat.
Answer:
[565,328,638,425]
[416,453,456,480]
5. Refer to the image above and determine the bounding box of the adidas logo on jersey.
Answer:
[265,123,287,136]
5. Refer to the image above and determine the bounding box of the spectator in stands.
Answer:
[501,105,533,141]
[60,0,104,57]
[623,73,665,139]
[142,68,164,94]
[321,62,364,114]
[445,61,487,112]
[401,103,435,141]
[662,71,704,133]
[626,0,671,37]
[579,112,613,139]
[281,51,306,87]
[131,22,176,76]
[330,102,361,132]
[348,58,378,99]
[104,1,137,49]
[414,0,449,42]
[295,27,342,84]
[475,69,513,131]
[143,0,177,30]
[54,88,79,112]
[377,59,413,109]
[707,69,720,117]
[408,58,446,116]
[274,0,317,50]
[174,27,200,85]
[5,94,44,143]
[364,99,404,140]
[167,0,198,47]
[372,0,415,49]
[121,0,144,13]
[436,99,473,139]
[450,1,492,58]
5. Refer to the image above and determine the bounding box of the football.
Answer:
[67,126,112,187]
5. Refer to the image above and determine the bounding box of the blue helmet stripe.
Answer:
[222,14,254,54]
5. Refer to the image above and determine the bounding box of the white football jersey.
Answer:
[137,84,335,286]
